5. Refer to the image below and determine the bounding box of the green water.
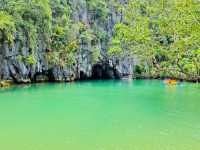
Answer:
[0,80,200,150]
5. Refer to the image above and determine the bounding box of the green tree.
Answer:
[109,0,200,80]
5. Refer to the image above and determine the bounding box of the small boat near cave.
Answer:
[164,79,177,85]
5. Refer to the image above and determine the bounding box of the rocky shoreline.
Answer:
[1,77,199,88]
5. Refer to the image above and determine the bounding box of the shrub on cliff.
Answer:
[0,11,15,44]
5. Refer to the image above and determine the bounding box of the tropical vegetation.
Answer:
[109,0,200,81]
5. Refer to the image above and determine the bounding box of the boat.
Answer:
[164,79,177,85]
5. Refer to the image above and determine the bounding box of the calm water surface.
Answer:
[0,80,200,150]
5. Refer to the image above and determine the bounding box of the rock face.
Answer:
[0,0,134,83]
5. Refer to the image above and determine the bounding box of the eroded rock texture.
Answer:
[0,0,134,83]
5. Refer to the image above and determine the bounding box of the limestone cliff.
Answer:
[0,0,134,83]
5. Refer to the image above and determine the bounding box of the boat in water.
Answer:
[164,79,177,85]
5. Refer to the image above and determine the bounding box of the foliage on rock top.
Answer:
[109,0,200,81]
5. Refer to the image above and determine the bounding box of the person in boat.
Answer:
[164,79,177,85]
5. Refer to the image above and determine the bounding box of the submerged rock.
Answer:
[0,80,13,88]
